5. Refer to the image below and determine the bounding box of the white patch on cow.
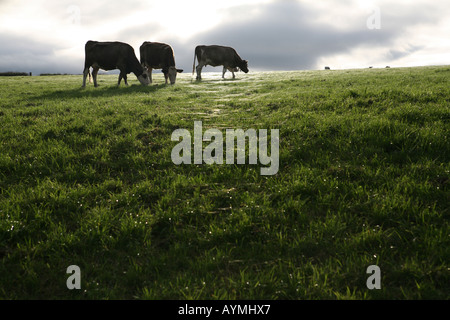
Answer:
[138,70,150,86]
[168,66,177,84]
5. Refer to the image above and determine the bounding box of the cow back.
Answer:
[140,42,175,69]
[85,41,143,75]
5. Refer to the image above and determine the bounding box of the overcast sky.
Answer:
[0,0,448,75]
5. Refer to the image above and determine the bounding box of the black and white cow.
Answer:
[140,42,183,84]
[192,45,249,80]
[82,40,150,87]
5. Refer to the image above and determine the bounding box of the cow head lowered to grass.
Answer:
[161,66,184,85]
[140,42,183,85]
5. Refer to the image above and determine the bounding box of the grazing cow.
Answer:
[192,45,249,80]
[140,42,183,84]
[82,40,149,87]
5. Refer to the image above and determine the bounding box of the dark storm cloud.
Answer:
[387,45,425,61]
[0,34,54,56]
[0,33,69,74]
[180,1,442,71]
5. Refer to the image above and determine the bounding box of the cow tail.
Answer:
[192,46,201,76]
[88,69,92,83]
[192,47,196,76]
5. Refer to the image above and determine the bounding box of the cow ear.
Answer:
[177,69,183,73]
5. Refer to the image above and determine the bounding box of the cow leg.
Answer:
[118,71,128,86]
[92,67,99,87]
[222,67,227,79]
[142,65,153,84]
[231,70,236,79]
[148,68,153,84]
[82,67,90,87]
[196,64,204,80]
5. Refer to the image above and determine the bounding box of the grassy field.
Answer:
[0,66,448,299]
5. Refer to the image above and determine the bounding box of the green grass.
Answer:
[0,66,448,299]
